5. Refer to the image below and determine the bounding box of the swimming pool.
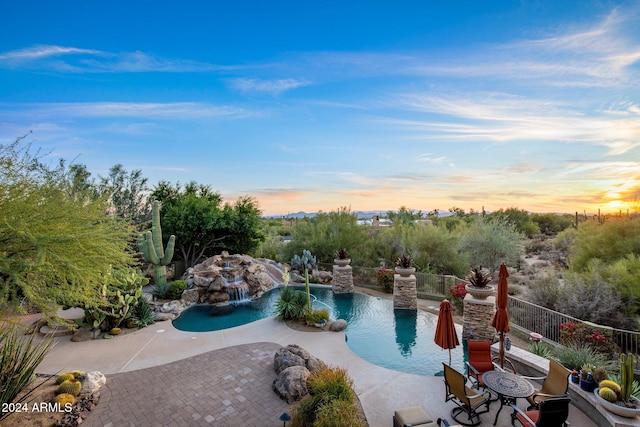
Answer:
[172,286,464,376]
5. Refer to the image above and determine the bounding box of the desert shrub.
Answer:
[275,287,307,320]
[152,282,171,299]
[376,269,394,293]
[314,399,364,427]
[527,341,551,359]
[308,366,355,403]
[291,366,360,427]
[527,274,562,309]
[306,309,330,325]
[552,342,611,372]
[131,296,156,328]
[0,325,52,418]
[559,266,631,329]
[168,280,187,300]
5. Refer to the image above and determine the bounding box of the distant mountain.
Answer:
[264,210,454,219]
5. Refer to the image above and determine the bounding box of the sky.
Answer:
[1,1,639,216]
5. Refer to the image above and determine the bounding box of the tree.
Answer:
[456,216,524,275]
[151,181,264,267]
[281,207,368,264]
[98,164,151,229]
[0,136,136,321]
[387,206,423,225]
[490,207,539,237]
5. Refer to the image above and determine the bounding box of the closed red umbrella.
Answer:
[434,299,459,365]
[491,262,510,369]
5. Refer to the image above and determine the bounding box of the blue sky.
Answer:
[1,1,639,216]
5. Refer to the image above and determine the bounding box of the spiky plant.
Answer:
[55,372,75,385]
[469,268,491,288]
[53,393,76,406]
[56,379,82,396]
[395,255,413,268]
[334,248,350,260]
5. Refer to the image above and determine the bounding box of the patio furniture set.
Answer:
[394,339,571,427]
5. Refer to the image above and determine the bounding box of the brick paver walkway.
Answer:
[85,342,292,427]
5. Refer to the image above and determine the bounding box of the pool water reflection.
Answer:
[172,286,464,376]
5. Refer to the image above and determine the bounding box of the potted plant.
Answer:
[570,369,580,384]
[395,255,415,277]
[580,363,597,392]
[334,248,351,267]
[595,354,640,418]
[464,267,495,299]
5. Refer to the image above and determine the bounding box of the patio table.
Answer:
[483,370,535,426]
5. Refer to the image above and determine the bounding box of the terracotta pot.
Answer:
[464,284,495,299]
[395,267,416,277]
[594,388,640,418]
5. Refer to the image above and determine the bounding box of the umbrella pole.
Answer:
[448,348,452,365]
[499,332,505,369]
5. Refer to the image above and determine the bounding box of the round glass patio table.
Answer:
[482,370,535,426]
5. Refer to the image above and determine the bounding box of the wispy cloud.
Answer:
[0,44,239,73]
[1,102,257,120]
[229,78,310,95]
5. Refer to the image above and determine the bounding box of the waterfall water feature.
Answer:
[221,265,251,304]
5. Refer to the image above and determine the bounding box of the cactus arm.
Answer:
[160,235,175,265]
[151,201,165,260]
[621,353,634,402]
[140,231,161,265]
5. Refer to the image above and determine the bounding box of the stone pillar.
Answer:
[332,265,354,293]
[462,294,496,342]
[393,274,417,309]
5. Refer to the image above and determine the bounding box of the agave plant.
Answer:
[335,248,350,260]
[395,254,413,268]
[469,268,491,288]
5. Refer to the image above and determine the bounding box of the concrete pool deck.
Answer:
[35,308,599,427]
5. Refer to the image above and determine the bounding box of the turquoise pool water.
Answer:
[172,286,464,376]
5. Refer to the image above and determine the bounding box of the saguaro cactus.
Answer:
[138,201,175,286]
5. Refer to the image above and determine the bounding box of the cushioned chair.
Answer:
[466,340,496,390]
[511,397,571,427]
[443,363,492,426]
[393,406,458,427]
[524,359,570,409]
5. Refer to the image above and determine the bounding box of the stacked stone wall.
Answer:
[332,265,354,293]
[462,295,496,341]
[393,275,417,309]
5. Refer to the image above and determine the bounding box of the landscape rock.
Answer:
[273,347,306,374]
[314,270,333,284]
[180,288,200,304]
[154,312,175,321]
[184,252,275,304]
[272,365,310,403]
[274,344,324,373]
[79,371,106,395]
[71,328,97,342]
[328,319,348,332]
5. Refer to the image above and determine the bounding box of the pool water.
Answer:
[172,286,464,376]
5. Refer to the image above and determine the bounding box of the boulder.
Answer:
[314,270,333,284]
[328,319,348,332]
[79,371,106,395]
[181,288,200,304]
[274,344,323,373]
[154,312,175,321]
[273,348,306,375]
[71,328,96,342]
[272,365,310,403]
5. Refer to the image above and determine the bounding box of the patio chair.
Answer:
[511,397,571,427]
[466,340,496,390]
[524,359,570,409]
[443,363,492,426]
[392,405,460,427]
